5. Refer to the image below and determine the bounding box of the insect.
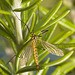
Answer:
[14,12,64,70]
[21,31,64,70]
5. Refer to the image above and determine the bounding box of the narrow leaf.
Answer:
[0,60,11,75]
[22,2,30,39]
[41,10,70,31]
[61,62,75,74]
[0,18,13,34]
[39,5,75,32]
[15,39,32,72]
[13,0,42,12]
[58,19,75,32]
[50,31,74,44]
[54,43,75,49]
[4,15,14,31]
[10,40,17,54]
[16,65,44,74]
[34,0,62,32]
[0,25,12,40]
[52,62,75,75]
[0,30,11,40]
[42,24,57,42]
[0,10,13,15]
[22,0,32,3]
[44,51,74,67]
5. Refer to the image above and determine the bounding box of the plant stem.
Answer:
[13,0,23,45]
[13,0,24,75]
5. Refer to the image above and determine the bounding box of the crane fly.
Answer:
[22,32,64,70]
[13,12,64,70]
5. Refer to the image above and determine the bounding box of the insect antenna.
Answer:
[6,54,23,65]
[13,12,30,33]
[6,55,16,65]
[38,29,49,37]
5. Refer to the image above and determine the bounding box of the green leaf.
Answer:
[39,51,49,64]
[10,40,17,54]
[22,6,38,31]
[0,18,13,34]
[0,68,8,75]
[41,67,49,75]
[13,0,43,12]
[16,65,44,74]
[0,18,16,43]
[52,61,75,75]
[4,15,14,31]
[69,39,75,43]
[58,19,75,32]
[21,0,32,3]
[53,43,75,49]
[39,5,49,15]
[51,66,61,75]
[0,60,11,75]
[34,0,62,33]
[0,30,11,40]
[22,2,30,39]
[0,0,11,11]
[50,31,74,44]
[69,57,75,62]
[15,39,32,72]
[39,5,75,32]
[0,22,16,44]
[0,10,13,15]
[44,51,74,67]
[0,26,16,44]
[5,0,11,6]
[40,10,70,31]
[61,62,75,74]
[42,24,57,42]
[22,6,38,41]
[0,25,12,40]
[30,12,35,33]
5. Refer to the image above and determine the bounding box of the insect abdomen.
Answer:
[33,40,39,70]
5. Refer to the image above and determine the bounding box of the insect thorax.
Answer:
[31,32,37,40]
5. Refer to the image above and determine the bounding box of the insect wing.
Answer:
[39,39,64,56]
[21,42,33,65]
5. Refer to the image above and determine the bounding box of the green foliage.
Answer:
[13,0,43,12]
[0,0,75,75]
[0,60,11,75]
[51,57,75,75]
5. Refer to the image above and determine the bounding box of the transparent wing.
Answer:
[20,42,33,65]
[38,39,64,56]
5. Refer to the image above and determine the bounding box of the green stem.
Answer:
[13,0,23,45]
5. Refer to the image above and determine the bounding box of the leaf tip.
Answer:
[68,10,71,13]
